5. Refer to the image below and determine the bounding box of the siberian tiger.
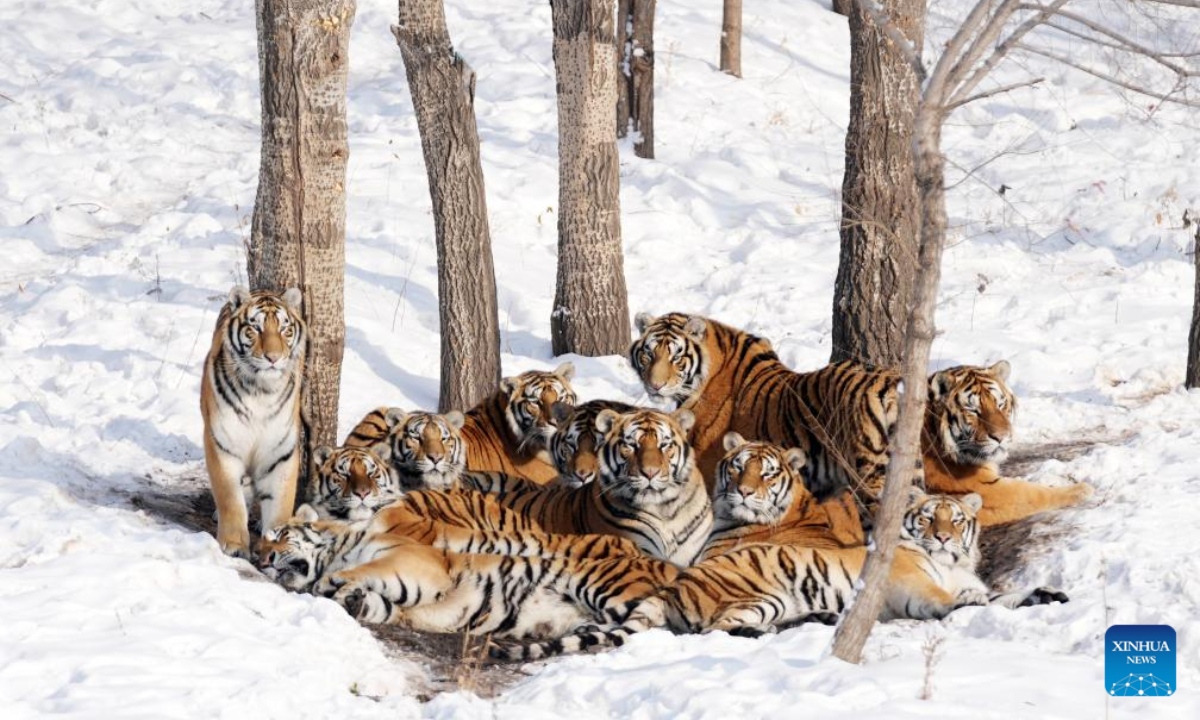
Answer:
[459,364,578,484]
[344,407,467,491]
[467,408,714,567]
[200,285,305,559]
[309,445,401,521]
[494,491,1069,661]
[701,432,863,560]
[629,312,1091,526]
[547,399,636,488]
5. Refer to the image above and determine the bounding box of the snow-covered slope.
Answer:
[1,0,1197,717]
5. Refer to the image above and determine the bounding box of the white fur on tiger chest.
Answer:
[208,368,299,476]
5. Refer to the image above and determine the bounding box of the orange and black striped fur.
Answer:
[201,286,305,559]
[344,408,467,491]
[467,408,714,567]
[548,399,636,488]
[309,445,401,521]
[922,362,1093,526]
[458,364,578,484]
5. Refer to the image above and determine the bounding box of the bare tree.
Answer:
[831,0,925,368]
[616,0,656,158]
[392,0,502,412]
[249,0,355,500]
[1188,218,1200,387]
[720,0,743,77]
[550,0,632,356]
[833,0,853,15]
[831,0,1200,663]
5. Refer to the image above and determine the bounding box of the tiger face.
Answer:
[902,491,982,568]
[928,361,1015,466]
[502,363,578,453]
[312,445,400,520]
[628,313,710,408]
[225,286,305,381]
[596,407,697,506]
[387,409,467,491]
[713,432,806,527]
[549,399,635,487]
[257,505,329,591]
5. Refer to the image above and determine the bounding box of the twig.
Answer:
[1016,42,1200,108]
[947,76,1045,109]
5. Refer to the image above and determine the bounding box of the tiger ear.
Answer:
[444,411,466,430]
[683,316,707,340]
[313,445,335,466]
[722,432,746,452]
[928,371,952,401]
[784,448,807,475]
[372,443,392,463]
[906,486,928,507]
[229,285,251,308]
[551,401,575,425]
[673,409,696,434]
[595,409,621,434]
[553,362,576,381]
[281,287,303,309]
[634,312,656,334]
[294,504,319,523]
[384,407,408,429]
[499,377,517,397]
[988,360,1011,382]
[960,493,984,514]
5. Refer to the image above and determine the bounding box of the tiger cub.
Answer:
[459,364,578,483]
[494,491,1068,661]
[547,399,636,488]
[467,408,714,567]
[201,286,305,559]
[344,407,467,491]
[309,445,401,521]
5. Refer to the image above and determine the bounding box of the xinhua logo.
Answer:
[1105,625,1176,697]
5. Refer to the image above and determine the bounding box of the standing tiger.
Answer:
[629,312,1091,526]
[343,408,467,491]
[200,286,305,559]
[458,364,578,484]
[467,407,714,566]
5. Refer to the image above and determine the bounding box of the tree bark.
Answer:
[830,0,925,368]
[550,0,632,357]
[1188,221,1200,387]
[831,106,946,664]
[249,0,354,502]
[392,0,502,412]
[832,0,852,16]
[616,0,656,159]
[720,0,743,78]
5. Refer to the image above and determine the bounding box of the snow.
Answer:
[1,0,1197,717]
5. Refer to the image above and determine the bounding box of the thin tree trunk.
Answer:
[831,107,946,664]
[720,0,743,78]
[1188,221,1200,387]
[832,0,852,16]
[616,0,656,158]
[249,0,354,502]
[831,0,925,368]
[392,0,501,412]
[550,0,632,357]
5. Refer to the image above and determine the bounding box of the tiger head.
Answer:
[257,504,337,591]
[386,409,467,491]
[713,432,807,527]
[901,491,982,568]
[311,445,400,520]
[223,285,306,382]
[628,312,711,408]
[928,361,1016,467]
[596,407,698,507]
[548,399,635,488]
[501,363,578,453]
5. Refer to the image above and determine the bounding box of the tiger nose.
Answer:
[739,486,756,498]
[426,451,444,464]
[258,551,276,568]
[354,487,372,499]
[643,466,662,480]
[647,378,665,391]
[935,531,952,543]
[264,349,284,365]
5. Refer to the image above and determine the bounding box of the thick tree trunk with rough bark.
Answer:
[249,0,355,502]
[616,0,656,158]
[1188,222,1200,388]
[550,0,632,357]
[392,0,501,412]
[831,0,925,368]
[720,0,742,77]
[831,107,946,664]
[833,0,852,16]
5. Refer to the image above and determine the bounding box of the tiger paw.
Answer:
[333,584,368,619]
[953,587,990,609]
[314,571,349,597]
[1021,587,1069,607]
[805,612,839,626]
[1069,483,1094,504]
[219,540,252,561]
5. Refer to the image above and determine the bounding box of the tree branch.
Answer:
[925,0,1007,107]
[1015,42,1200,108]
[1022,5,1199,76]
[947,76,1045,109]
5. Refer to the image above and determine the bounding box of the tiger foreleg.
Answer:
[972,477,1093,527]
[989,586,1069,609]
[317,542,455,606]
[205,433,251,559]
[254,434,301,535]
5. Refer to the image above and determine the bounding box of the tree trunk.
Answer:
[249,0,355,502]
[830,0,925,368]
[392,0,502,412]
[831,106,946,664]
[616,0,656,159]
[720,0,743,78]
[1188,221,1200,388]
[550,0,632,357]
[832,0,852,16]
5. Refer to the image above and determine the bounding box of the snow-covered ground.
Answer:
[2,0,1198,717]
